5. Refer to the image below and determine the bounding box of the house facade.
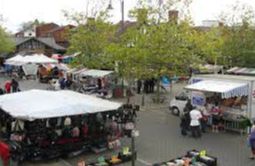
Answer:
[12,37,66,56]
[13,23,74,56]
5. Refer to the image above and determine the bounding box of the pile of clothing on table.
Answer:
[153,150,217,166]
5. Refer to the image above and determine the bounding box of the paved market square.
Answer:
[0,76,253,166]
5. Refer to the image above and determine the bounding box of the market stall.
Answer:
[185,77,252,134]
[227,67,255,76]
[0,90,138,164]
[69,68,115,98]
[4,54,58,79]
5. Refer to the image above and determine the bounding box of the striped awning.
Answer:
[185,80,249,98]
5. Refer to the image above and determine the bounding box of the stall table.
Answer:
[223,117,250,135]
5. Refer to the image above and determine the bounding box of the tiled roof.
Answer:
[12,37,66,51]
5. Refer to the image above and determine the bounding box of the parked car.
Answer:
[169,90,190,116]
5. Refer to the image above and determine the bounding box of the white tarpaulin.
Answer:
[21,54,58,64]
[80,69,114,78]
[22,64,38,75]
[5,54,26,66]
[185,80,249,98]
[5,54,57,65]
[0,90,122,121]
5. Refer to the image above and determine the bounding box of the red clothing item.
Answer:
[0,141,10,166]
[81,124,88,137]
[4,81,11,93]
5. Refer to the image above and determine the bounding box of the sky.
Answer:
[0,0,255,33]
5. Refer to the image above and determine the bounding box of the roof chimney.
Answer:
[168,10,178,24]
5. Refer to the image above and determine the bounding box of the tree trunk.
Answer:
[155,78,160,103]
[126,79,132,104]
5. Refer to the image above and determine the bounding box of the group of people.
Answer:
[137,78,155,94]
[180,100,224,138]
[0,79,20,95]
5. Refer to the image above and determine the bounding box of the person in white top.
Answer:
[190,108,202,138]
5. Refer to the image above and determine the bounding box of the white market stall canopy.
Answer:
[20,54,58,64]
[80,69,114,78]
[0,90,122,121]
[5,54,26,66]
[185,80,249,98]
[5,53,57,65]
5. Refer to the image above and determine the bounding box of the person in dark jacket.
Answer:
[11,79,19,92]
[59,77,66,90]
[0,85,4,95]
[180,114,189,136]
[137,80,142,94]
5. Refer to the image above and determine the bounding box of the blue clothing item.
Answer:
[250,131,255,140]
[249,138,255,150]
[59,78,66,89]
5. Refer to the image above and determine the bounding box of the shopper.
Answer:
[199,104,210,133]
[137,80,142,94]
[189,107,202,138]
[184,99,193,113]
[4,80,11,93]
[59,77,66,90]
[11,78,19,92]
[0,85,4,95]
[248,123,255,159]
[211,104,221,133]
[180,114,189,136]
[97,78,102,90]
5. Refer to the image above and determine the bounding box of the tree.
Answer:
[19,19,45,31]
[106,0,198,103]
[194,27,224,71]
[0,26,15,53]
[219,2,255,68]
[67,16,116,69]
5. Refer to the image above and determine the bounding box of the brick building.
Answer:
[13,23,75,56]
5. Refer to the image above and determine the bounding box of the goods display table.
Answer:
[223,118,250,134]
[153,150,217,166]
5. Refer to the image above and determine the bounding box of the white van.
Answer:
[169,91,190,116]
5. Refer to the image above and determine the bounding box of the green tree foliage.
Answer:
[194,27,224,67]
[221,23,255,68]
[68,16,116,69]
[0,26,15,53]
[219,2,255,68]
[19,19,45,31]
[106,2,198,102]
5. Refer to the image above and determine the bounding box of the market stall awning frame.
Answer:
[80,69,114,78]
[185,80,249,98]
[0,90,122,121]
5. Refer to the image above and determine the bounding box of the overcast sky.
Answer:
[0,0,254,32]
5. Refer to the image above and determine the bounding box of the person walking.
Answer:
[180,114,189,136]
[11,78,19,92]
[137,80,142,94]
[189,107,202,138]
[248,123,255,159]
[0,85,4,95]
[211,104,221,133]
[4,80,11,93]
[183,99,193,115]
[143,80,149,94]
[199,104,210,133]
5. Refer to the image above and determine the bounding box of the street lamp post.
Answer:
[107,0,125,30]
[108,1,138,166]
[108,0,125,96]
